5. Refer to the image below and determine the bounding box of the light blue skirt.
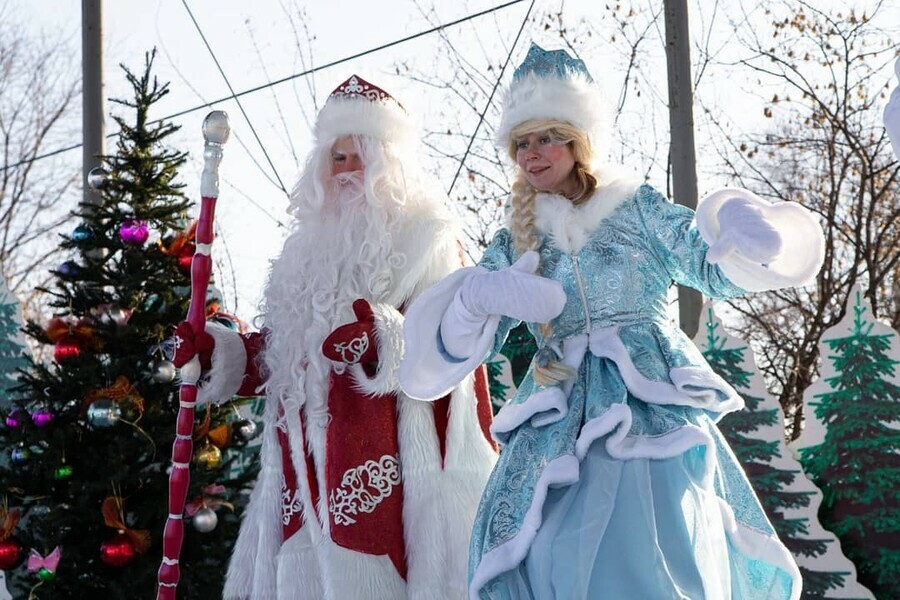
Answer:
[486,443,794,599]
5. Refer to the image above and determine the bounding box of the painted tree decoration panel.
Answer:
[792,287,900,598]
[0,277,26,406]
[695,303,873,599]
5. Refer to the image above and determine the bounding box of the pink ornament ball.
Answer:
[119,219,150,245]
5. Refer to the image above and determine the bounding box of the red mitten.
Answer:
[322,299,378,365]
[171,321,215,371]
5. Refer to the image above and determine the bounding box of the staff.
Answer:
[156,110,230,599]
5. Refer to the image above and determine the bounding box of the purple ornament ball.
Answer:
[58,260,81,279]
[5,408,27,428]
[119,219,150,245]
[31,407,54,428]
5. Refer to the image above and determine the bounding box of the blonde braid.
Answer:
[508,172,575,387]
[510,174,539,257]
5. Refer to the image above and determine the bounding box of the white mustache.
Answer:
[333,170,364,186]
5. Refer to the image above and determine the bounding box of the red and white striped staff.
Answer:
[157,110,230,599]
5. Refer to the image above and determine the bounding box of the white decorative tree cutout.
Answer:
[792,287,900,598]
[695,303,873,598]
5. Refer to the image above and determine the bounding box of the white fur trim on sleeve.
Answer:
[696,188,824,292]
[398,268,500,401]
[196,321,247,406]
[349,303,405,397]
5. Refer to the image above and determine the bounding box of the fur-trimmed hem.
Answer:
[491,334,589,444]
[349,302,404,396]
[197,321,247,405]
[717,500,803,600]
[587,326,744,416]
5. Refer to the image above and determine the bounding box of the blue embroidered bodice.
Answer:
[480,184,744,347]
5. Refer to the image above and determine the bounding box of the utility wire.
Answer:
[448,0,534,196]
[181,0,289,196]
[1,0,526,174]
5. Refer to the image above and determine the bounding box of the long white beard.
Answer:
[260,174,406,419]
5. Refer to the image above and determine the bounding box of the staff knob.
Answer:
[202,111,230,146]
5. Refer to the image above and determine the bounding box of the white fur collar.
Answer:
[534,170,640,254]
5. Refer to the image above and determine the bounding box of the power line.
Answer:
[181,0,289,196]
[1,0,527,174]
[448,0,535,196]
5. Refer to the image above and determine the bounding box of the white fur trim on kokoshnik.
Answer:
[314,75,417,147]
[496,44,613,157]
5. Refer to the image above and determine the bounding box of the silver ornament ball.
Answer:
[232,419,259,445]
[152,360,177,384]
[87,167,109,190]
[86,398,122,428]
[99,304,129,326]
[192,507,218,533]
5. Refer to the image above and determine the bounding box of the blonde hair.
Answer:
[507,119,598,386]
[507,119,598,205]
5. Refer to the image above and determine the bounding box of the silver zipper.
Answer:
[571,254,591,334]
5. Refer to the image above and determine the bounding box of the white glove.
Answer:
[707,197,783,265]
[440,251,566,358]
[884,58,900,160]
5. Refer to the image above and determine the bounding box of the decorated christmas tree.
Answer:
[0,51,258,599]
[696,304,873,599]
[793,288,900,598]
[0,278,26,405]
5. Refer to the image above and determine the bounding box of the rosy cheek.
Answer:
[542,145,567,161]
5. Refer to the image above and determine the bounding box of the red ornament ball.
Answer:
[53,336,82,363]
[100,532,136,567]
[0,538,23,570]
[176,245,195,274]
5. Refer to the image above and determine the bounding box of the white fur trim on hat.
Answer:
[496,72,613,158]
[315,95,417,147]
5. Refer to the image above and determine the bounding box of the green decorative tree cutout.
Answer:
[487,322,538,413]
[793,287,900,598]
[0,278,26,406]
[695,303,873,598]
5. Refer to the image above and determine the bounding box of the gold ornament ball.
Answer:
[193,443,222,470]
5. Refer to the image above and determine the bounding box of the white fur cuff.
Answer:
[399,268,500,401]
[349,303,405,396]
[696,188,824,292]
[196,321,247,406]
